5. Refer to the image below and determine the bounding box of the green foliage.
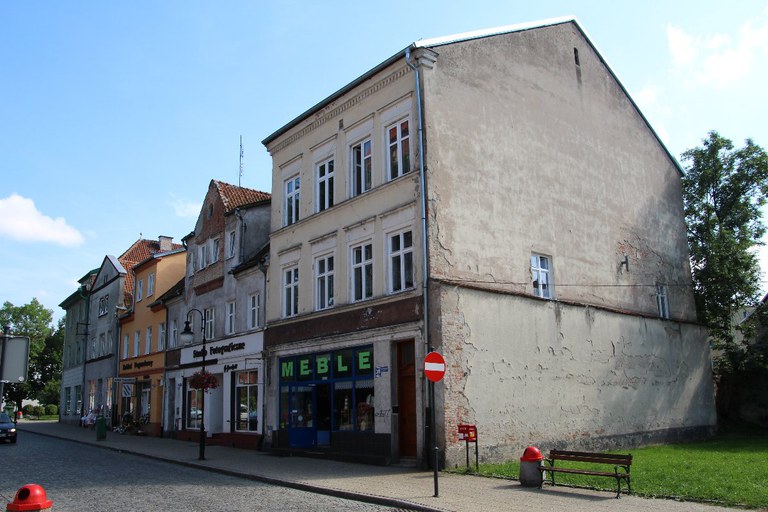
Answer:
[31,405,45,417]
[38,378,62,408]
[1,299,58,406]
[452,423,768,508]
[22,404,34,415]
[681,131,768,374]
[45,404,58,415]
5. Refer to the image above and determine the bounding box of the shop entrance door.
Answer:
[289,385,314,448]
[397,340,417,457]
[316,383,331,446]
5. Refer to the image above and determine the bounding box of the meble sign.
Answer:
[281,349,372,379]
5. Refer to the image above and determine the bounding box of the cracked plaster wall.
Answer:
[436,286,716,466]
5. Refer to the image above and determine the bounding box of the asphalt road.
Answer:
[0,434,398,512]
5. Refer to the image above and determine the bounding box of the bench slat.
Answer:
[544,467,629,478]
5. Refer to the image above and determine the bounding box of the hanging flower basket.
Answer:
[189,370,218,391]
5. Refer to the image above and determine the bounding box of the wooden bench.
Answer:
[538,449,632,498]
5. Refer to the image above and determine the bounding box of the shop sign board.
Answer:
[423,351,446,382]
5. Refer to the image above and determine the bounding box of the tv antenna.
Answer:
[239,135,244,186]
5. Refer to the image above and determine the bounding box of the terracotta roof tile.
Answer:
[118,238,184,294]
[213,180,270,213]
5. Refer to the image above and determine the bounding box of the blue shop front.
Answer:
[277,345,385,458]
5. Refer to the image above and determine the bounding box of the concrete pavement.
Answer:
[15,421,738,512]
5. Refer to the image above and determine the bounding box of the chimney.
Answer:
[159,236,173,252]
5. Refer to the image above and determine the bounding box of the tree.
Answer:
[681,131,768,374]
[0,299,55,408]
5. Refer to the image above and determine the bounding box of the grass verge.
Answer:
[448,422,768,509]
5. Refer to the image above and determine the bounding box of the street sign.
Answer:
[424,352,446,382]
[114,377,136,383]
[0,336,30,382]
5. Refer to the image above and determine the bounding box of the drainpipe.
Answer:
[406,46,438,495]
[405,47,430,353]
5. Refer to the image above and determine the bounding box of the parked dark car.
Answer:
[0,412,17,444]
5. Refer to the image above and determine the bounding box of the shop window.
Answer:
[356,378,374,431]
[333,381,354,431]
[235,370,259,432]
[187,387,202,430]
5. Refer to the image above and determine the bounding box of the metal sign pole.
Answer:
[0,325,9,410]
[430,378,438,497]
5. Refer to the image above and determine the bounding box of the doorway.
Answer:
[316,383,332,446]
[397,340,417,457]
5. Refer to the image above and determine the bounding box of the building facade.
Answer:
[58,269,96,425]
[116,236,184,435]
[165,180,271,448]
[261,18,716,466]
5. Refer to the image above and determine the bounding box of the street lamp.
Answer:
[179,309,207,460]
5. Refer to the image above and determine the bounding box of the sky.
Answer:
[2,1,767,324]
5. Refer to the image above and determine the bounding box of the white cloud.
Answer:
[634,85,659,109]
[667,17,768,90]
[0,194,84,247]
[169,194,201,218]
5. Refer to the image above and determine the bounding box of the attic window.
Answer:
[208,204,214,219]
[573,48,580,67]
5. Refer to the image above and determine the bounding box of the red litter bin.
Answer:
[6,484,53,511]
[519,446,545,487]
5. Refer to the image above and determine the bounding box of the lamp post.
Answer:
[179,309,207,460]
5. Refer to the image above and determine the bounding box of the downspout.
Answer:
[406,47,437,486]
[405,47,431,353]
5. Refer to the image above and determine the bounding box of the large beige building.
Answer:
[261,17,716,466]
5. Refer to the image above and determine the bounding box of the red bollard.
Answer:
[6,484,53,511]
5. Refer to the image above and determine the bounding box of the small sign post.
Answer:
[424,351,446,498]
[458,424,479,473]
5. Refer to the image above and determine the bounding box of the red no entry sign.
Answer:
[424,351,446,382]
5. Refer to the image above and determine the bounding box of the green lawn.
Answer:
[450,423,768,509]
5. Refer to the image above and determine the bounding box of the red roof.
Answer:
[214,180,270,213]
[118,238,184,297]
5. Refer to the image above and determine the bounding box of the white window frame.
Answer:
[201,244,210,269]
[136,279,143,302]
[284,175,300,226]
[351,241,373,302]
[227,230,236,259]
[315,254,335,310]
[147,273,155,297]
[123,334,129,360]
[316,158,335,212]
[204,307,215,340]
[385,118,411,181]
[283,266,299,317]
[210,238,220,263]
[134,331,140,357]
[145,326,152,354]
[388,229,414,293]
[531,254,553,299]
[158,322,166,351]
[351,138,372,196]
[170,319,178,349]
[225,301,236,335]
[657,285,670,319]
[247,293,260,330]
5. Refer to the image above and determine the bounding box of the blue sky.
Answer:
[2,1,767,323]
